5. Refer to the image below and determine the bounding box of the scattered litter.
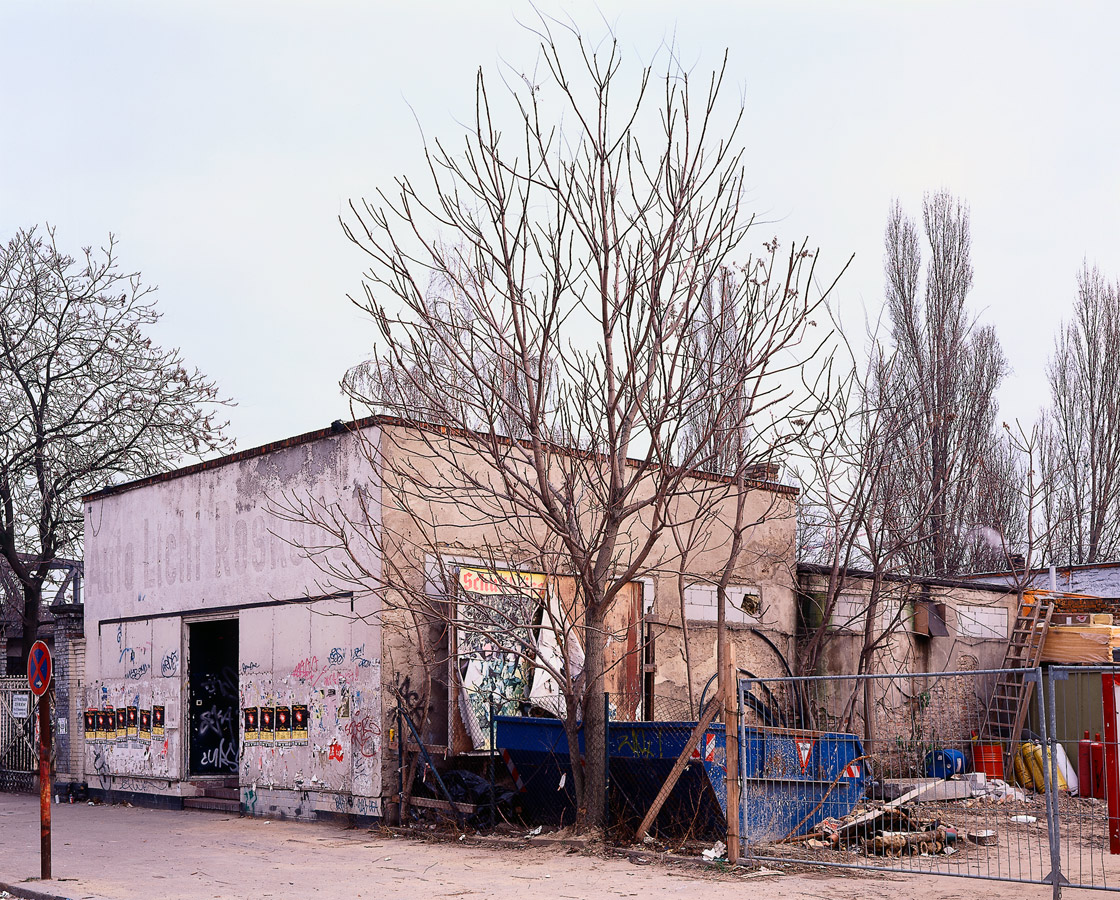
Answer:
[458,834,465,841]
[742,867,783,879]
[968,829,999,845]
[972,778,1027,803]
[863,825,956,857]
[702,840,727,861]
[526,825,543,837]
[806,839,831,850]
[558,773,566,790]
[1011,815,1037,824]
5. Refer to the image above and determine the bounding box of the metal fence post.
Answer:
[396,700,405,825]
[1042,666,1066,900]
[604,691,611,830]
[737,676,749,865]
[489,696,496,828]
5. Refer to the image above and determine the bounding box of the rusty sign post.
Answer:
[28,640,52,881]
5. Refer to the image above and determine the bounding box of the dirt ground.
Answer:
[0,792,1097,899]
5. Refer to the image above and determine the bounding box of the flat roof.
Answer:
[796,561,1020,594]
[84,415,797,502]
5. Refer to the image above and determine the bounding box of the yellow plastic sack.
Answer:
[1023,742,1046,792]
[1012,745,1032,791]
[1027,741,1067,791]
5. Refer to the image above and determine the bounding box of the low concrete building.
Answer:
[79,417,797,819]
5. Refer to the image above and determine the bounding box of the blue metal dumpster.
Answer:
[702,723,866,843]
[495,716,724,834]
[495,716,865,843]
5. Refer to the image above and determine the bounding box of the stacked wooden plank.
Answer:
[1040,613,1120,664]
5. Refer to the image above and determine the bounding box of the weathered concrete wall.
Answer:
[797,572,1019,755]
[82,426,383,818]
[375,423,800,734]
[799,573,1018,678]
[646,492,799,713]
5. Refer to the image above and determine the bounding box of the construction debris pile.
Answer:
[778,770,1049,860]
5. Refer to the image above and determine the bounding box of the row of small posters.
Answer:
[244,705,309,745]
[84,706,164,742]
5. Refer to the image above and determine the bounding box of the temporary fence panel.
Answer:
[731,669,1066,891]
[1,676,36,793]
[1046,665,1120,892]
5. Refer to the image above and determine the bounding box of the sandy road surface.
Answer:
[0,793,1070,899]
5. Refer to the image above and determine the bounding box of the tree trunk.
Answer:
[581,606,608,831]
[20,581,43,671]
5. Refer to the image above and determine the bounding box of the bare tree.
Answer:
[1041,265,1120,564]
[796,336,936,682]
[282,23,844,831]
[879,192,1008,576]
[0,225,232,667]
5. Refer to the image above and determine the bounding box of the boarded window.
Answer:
[956,605,1009,639]
[683,584,761,624]
[829,595,908,632]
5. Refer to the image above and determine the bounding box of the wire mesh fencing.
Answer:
[410,667,1120,896]
[1045,665,1120,892]
[733,670,1061,888]
[605,692,724,845]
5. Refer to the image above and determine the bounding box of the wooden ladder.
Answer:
[979,592,1055,766]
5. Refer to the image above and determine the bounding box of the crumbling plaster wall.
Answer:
[648,489,800,710]
[83,425,384,817]
[375,423,800,729]
[798,574,1019,756]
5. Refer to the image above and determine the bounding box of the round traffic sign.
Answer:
[28,640,51,696]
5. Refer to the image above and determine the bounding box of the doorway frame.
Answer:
[182,613,240,782]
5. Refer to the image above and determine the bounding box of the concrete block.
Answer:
[883,776,973,802]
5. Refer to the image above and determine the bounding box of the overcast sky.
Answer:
[3,1,1117,453]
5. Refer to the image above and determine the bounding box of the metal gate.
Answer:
[726,668,1120,898]
[1,675,36,793]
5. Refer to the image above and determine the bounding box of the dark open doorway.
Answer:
[188,619,239,777]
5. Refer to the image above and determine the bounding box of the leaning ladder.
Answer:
[978,591,1055,772]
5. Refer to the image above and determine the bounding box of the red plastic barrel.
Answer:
[1080,731,1096,798]
[1091,733,1107,800]
[974,743,1005,780]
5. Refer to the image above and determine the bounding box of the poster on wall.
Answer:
[115,708,127,740]
[292,705,308,742]
[454,567,545,750]
[243,707,259,743]
[85,709,97,739]
[96,710,109,741]
[139,709,152,741]
[275,706,292,743]
[260,706,274,742]
[153,706,165,738]
[126,706,138,738]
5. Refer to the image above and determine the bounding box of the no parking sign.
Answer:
[28,640,52,696]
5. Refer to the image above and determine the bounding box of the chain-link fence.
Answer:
[606,692,724,844]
